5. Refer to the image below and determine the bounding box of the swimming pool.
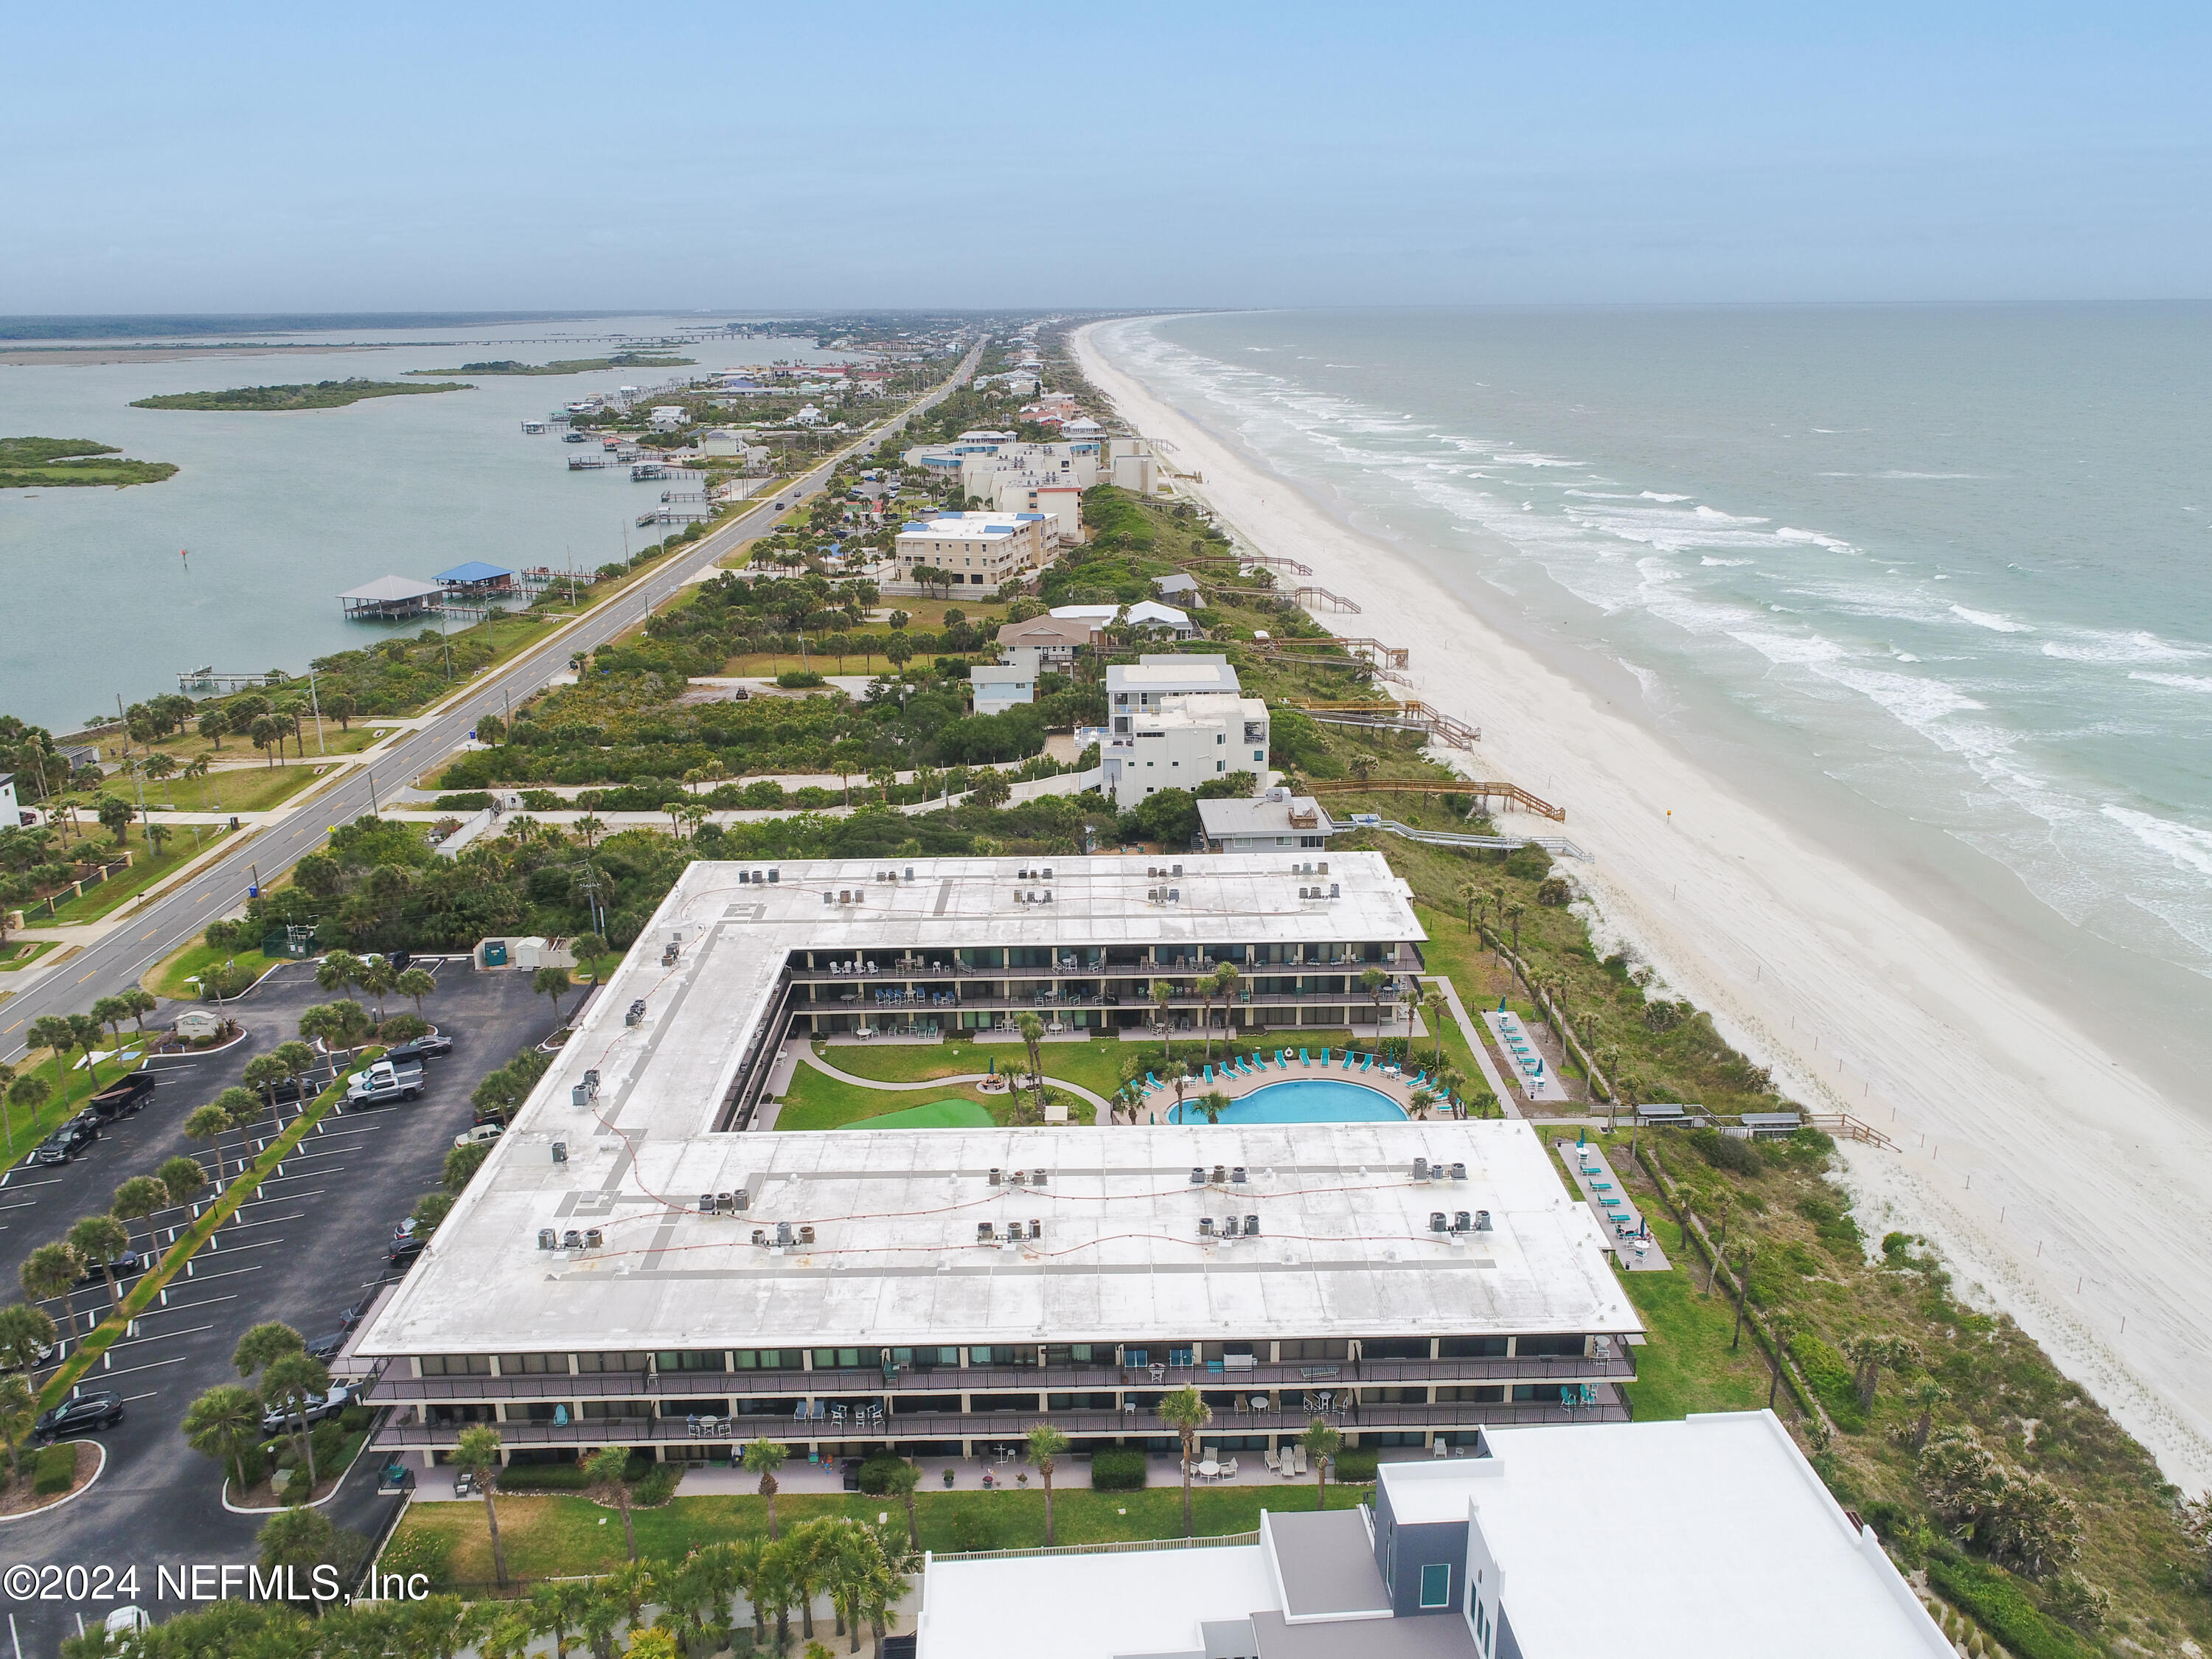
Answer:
[1167,1079,1407,1124]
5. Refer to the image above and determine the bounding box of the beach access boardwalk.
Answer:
[1556,1138,1670,1272]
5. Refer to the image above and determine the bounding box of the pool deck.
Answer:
[1126,1045,1456,1125]
[1484,1010,1573,1104]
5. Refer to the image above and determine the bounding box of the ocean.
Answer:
[0,314,852,731]
[1102,305,2212,1099]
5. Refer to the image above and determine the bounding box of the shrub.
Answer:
[310,1419,346,1476]
[1331,1448,1379,1483]
[856,1455,911,1496]
[630,1465,681,1506]
[1927,1557,2096,1659]
[236,1441,269,1491]
[945,1507,1004,1552]
[33,1443,75,1495]
[433,793,493,810]
[1534,877,1571,906]
[776,670,825,688]
[338,1404,372,1434]
[1687,1128,1760,1177]
[519,789,564,811]
[1090,1449,1147,1490]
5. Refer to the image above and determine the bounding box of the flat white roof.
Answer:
[1382,1416,1950,1658]
[1109,661,1238,692]
[919,1544,1275,1659]
[358,855,1644,1357]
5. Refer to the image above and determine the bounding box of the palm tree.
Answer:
[1728,1239,1761,1349]
[66,1215,130,1313]
[241,1053,290,1123]
[182,1382,262,1497]
[20,1242,83,1338]
[1456,879,1483,933]
[261,1349,331,1493]
[356,953,399,1021]
[315,949,365,1003]
[1197,1089,1230,1125]
[453,1424,509,1586]
[1165,1061,1191,1123]
[0,1379,37,1494]
[1910,1380,1950,1452]
[875,1458,922,1552]
[1158,1385,1213,1537]
[1301,1417,1343,1510]
[745,1437,789,1538]
[529,1579,594,1659]
[184,1102,244,1181]
[1196,971,1217,1063]
[270,1037,319,1102]
[585,1445,639,1561]
[1422,987,1447,1071]
[156,1155,206,1218]
[1505,902,1525,961]
[535,964,573,1026]
[1026,1425,1071,1545]
[1359,967,1389,1033]
[68,1013,107,1091]
[7,1074,51,1152]
[1764,1310,1798,1411]
[573,815,605,849]
[90,995,131,1043]
[121,988,159,1034]
[1016,1014,1048,1122]
[728,1536,773,1649]
[1150,978,1175,1056]
[299,998,373,1065]
[396,967,438,1015]
[0,1304,57,1380]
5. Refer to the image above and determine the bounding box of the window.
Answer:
[495,1353,563,1376]
[577,1352,651,1374]
[420,1355,491,1377]
[1419,1562,1451,1609]
[657,1350,728,1373]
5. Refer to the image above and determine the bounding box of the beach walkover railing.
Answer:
[1183,551,1315,577]
[1211,584,1362,613]
[1303,776,1565,822]
[1246,635,1411,671]
[1361,818,1590,861]
[1811,1112,1898,1150]
[1287,699,1484,751]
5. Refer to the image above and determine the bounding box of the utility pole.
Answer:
[306,667,326,755]
[367,771,379,815]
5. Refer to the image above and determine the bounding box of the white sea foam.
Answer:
[1701,557,1753,566]
[2103,806,2212,880]
[1950,605,2034,633]
[1776,526,1857,552]
[2130,672,2212,694]
[1639,491,1692,502]
[2041,630,2209,665]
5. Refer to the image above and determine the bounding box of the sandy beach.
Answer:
[1077,317,2212,1491]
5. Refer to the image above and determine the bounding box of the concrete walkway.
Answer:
[1555,1138,1670,1272]
[796,1045,1117,1122]
[1425,975,1520,1121]
[1484,1009,1572,1104]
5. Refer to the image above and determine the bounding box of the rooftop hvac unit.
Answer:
[625,999,646,1026]
[1317,861,1328,874]
[1430,1211,1449,1233]
[1189,1166,1205,1185]
[1453,1211,1473,1233]
[1450,1162,1467,1181]
[698,1193,715,1213]
[776,1221,795,1247]
[824,891,835,905]
[1413,1157,1430,1180]
[767,869,778,883]
[739,870,750,884]
[582,1228,603,1251]
[572,1084,589,1108]
[1029,1170,1048,1187]
[1329,883,1340,899]
[1231,1166,1247,1185]
[1027,1219,1043,1239]
[1168,888,1180,903]
[715,1192,735,1213]
[839,889,852,904]
[551,1141,568,1164]
[1475,1209,1493,1231]
[1198,1217,1215,1237]
[797,1225,815,1245]
[989,1167,1004,1186]
[905,866,914,881]
[562,1230,582,1250]
[583,1069,600,1096]
[1211,1164,1228,1185]
[1243,1214,1259,1237]
[978,1222,996,1241]
[538,1228,558,1251]
[733,1189,750,1211]
[1041,891,1053,905]
[1172,864,1183,877]
[1042,867,1052,880]
[752,1228,767,1247]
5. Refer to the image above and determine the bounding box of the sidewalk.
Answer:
[1554,1138,1670,1272]
[1426,975,1520,1121]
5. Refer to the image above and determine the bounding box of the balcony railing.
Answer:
[364,1352,1633,1406]
[373,1394,1631,1449]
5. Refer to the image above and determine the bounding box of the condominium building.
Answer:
[891,511,1050,595]
[1107,655,1242,735]
[357,855,1641,1470]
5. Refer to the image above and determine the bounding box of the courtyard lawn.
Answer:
[774,1065,1000,1131]
[1614,1222,1773,1422]
[832,1098,994,1130]
[392,1483,1374,1588]
[824,1037,1125,1097]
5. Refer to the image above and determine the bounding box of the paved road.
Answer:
[0,344,981,1074]
[0,962,551,1658]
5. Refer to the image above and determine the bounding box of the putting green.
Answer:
[835,1098,995,1130]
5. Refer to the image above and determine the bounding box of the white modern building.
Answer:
[969,664,1035,715]
[356,855,1646,1470]
[1126,599,1200,639]
[1103,692,1271,810]
[990,473,1085,543]
[914,1413,1952,1659]
[892,511,1051,596]
[1107,655,1243,735]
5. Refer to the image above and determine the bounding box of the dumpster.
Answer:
[481,940,509,968]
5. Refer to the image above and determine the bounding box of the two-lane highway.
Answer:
[0,342,982,1068]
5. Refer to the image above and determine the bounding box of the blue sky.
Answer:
[4,1,2206,310]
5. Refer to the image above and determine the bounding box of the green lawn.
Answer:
[832,1099,994,1130]
[147,937,279,1000]
[395,1482,1372,1586]
[774,1066,1000,1131]
[0,1056,105,1164]
[1615,1219,1773,1422]
[824,1037,1124,1096]
[0,941,57,972]
[38,827,236,924]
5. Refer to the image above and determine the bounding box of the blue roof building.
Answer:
[435,561,517,594]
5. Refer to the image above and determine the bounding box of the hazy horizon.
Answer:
[5,1,2206,313]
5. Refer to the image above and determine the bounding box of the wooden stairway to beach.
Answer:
[1303,776,1565,821]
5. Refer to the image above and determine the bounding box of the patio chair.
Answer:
[686,1415,702,1437]
[1293,1446,1308,1476]
[1340,1051,1353,1069]
[1300,1048,1310,1066]
[1432,1439,1450,1458]
[1203,1445,1221,1465]
[1223,1457,1239,1479]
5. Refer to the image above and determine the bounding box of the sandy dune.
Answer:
[1076,319,2212,1490]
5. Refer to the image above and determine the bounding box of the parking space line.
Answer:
[110,1322,215,1351]
[181,1262,264,1286]
[98,1354,189,1379]
[121,1391,163,1402]
[148,1293,237,1315]
[226,1211,305,1231]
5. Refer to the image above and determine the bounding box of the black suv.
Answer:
[384,1030,453,1065]
[35,1390,123,1442]
[87,1072,156,1121]
[74,1251,149,1290]
[387,1222,428,1267]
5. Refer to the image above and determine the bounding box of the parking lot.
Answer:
[0,960,558,1654]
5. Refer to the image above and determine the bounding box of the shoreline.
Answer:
[1075,316,2212,1492]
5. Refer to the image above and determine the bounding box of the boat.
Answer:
[630,461,669,481]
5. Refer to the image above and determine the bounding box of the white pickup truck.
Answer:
[344,1058,426,1107]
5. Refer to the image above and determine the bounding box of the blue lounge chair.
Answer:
[1201,1064,1213,1085]
[1144,1072,1162,1093]
[1300,1048,1311,1066]
[1359,1054,1374,1073]
[1342,1050,1354,1069]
